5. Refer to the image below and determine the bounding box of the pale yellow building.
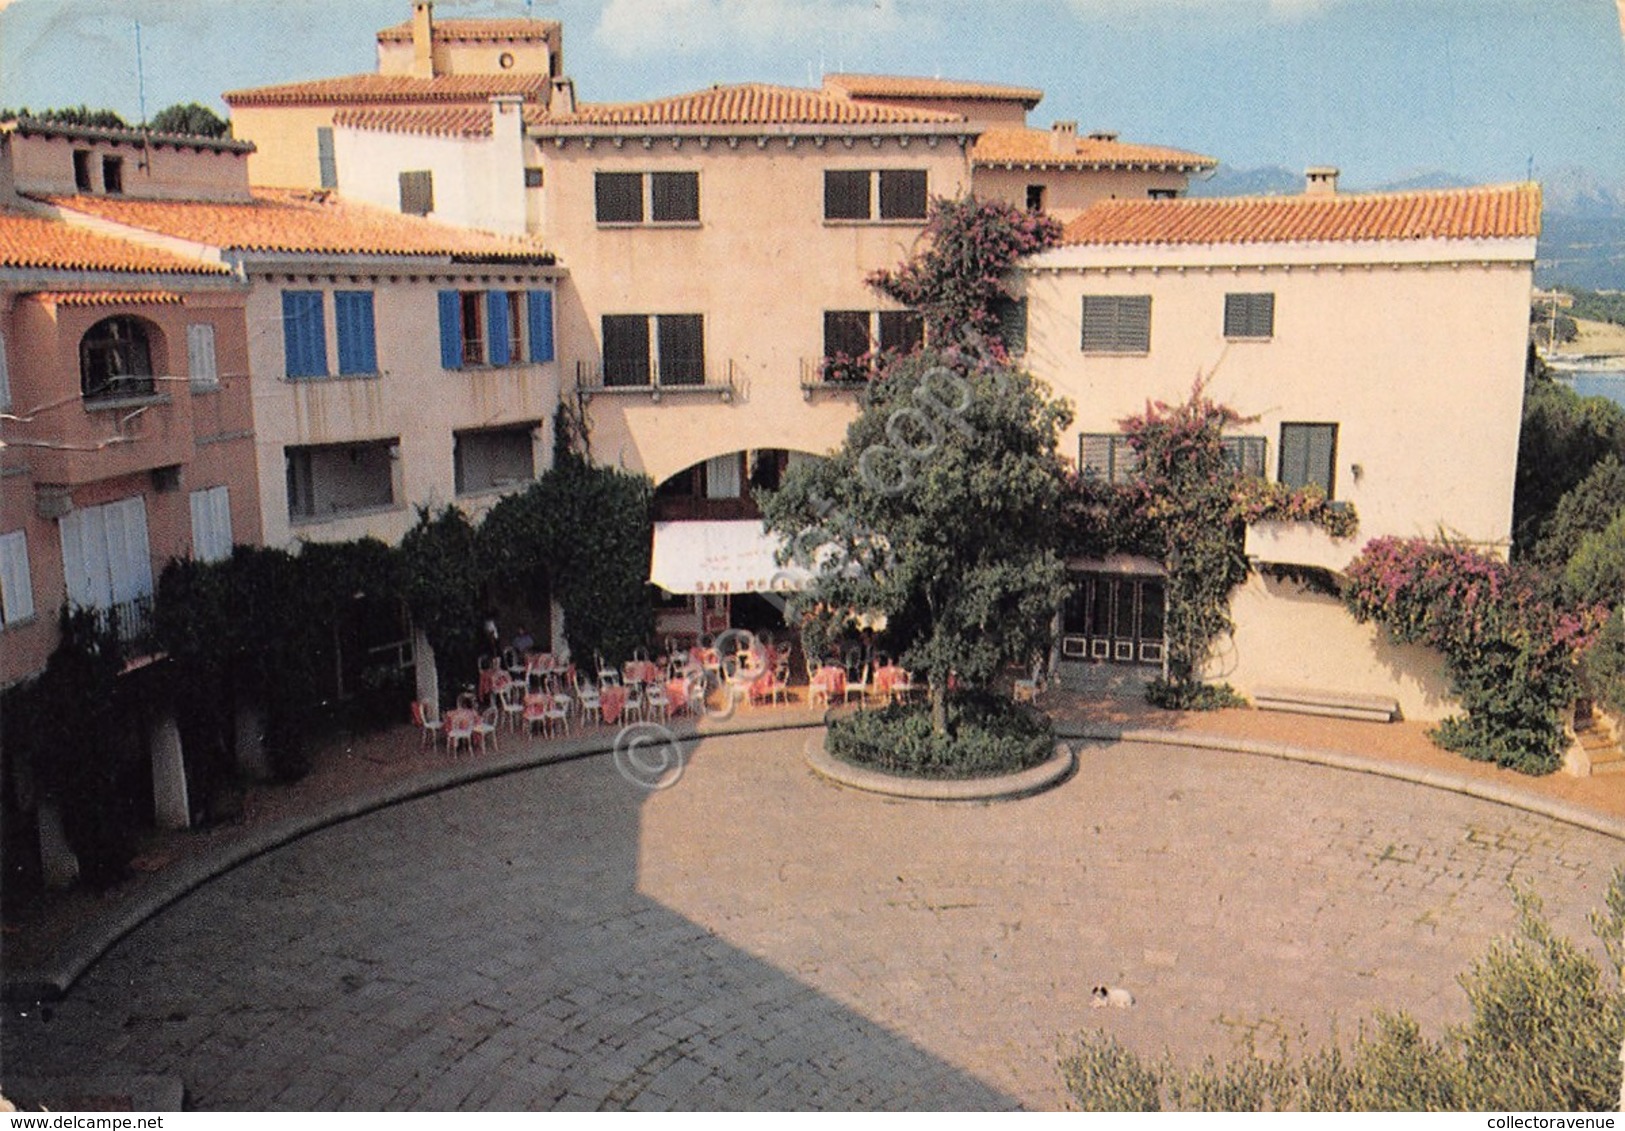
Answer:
[1023,174,1542,718]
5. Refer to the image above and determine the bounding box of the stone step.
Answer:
[1251,686,1400,723]
[1589,747,1625,774]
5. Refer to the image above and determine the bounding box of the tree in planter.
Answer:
[402,506,485,705]
[763,345,1074,738]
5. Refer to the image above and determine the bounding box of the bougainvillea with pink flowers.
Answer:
[1344,536,1605,773]
[867,195,1061,350]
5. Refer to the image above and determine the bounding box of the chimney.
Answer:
[1305,165,1340,196]
[412,1,435,78]
[549,77,577,116]
[1087,129,1119,143]
[1050,120,1077,154]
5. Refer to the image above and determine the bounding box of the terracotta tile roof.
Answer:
[544,83,966,128]
[3,117,255,153]
[42,191,555,262]
[224,72,550,107]
[824,74,1044,107]
[973,127,1217,171]
[332,106,498,138]
[31,290,185,306]
[1059,183,1543,246]
[376,17,559,42]
[0,208,229,274]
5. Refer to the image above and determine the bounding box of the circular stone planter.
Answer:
[804,738,1075,802]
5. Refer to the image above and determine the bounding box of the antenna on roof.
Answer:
[134,20,152,173]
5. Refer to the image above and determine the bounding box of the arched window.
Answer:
[80,316,155,400]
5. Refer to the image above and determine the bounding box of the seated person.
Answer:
[511,627,536,655]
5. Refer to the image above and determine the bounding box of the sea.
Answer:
[1548,357,1625,409]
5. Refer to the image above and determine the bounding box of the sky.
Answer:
[1,0,1622,188]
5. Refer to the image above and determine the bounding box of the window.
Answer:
[282,291,327,379]
[189,485,233,563]
[1147,188,1178,200]
[438,289,553,369]
[1221,435,1268,478]
[0,329,11,412]
[595,172,643,223]
[823,310,872,362]
[59,496,152,619]
[186,323,218,390]
[601,314,706,386]
[524,166,544,188]
[454,426,536,496]
[1279,423,1338,495]
[1079,433,1141,483]
[334,291,377,375]
[101,156,123,194]
[73,150,92,192]
[80,315,155,399]
[0,530,34,628]
[1081,294,1151,353]
[705,453,742,499]
[1026,184,1046,212]
[824,169,928,221]
[994,296,1028,355]
[594,171,699,224]
[650,172,699,223]
[316,127,337,189]
[399,170,434,216]
[1224,292,1275,340]
[286,440,397,522]
[877,310,924,354]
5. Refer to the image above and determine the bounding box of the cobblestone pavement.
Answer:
[4,732,1622,1110]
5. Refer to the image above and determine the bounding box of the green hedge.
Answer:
[826,692,1053,779]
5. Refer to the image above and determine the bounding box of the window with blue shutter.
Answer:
[282,290,327,379]
[438,290,462,370]
[487,291,511,367]
[334,291,377,375]
[527,290,554,363]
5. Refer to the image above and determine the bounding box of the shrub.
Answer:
[825,692,1053,779]
[1344,537,1600,773]
[1061,873,1625,1111]
[1145,679,1247,711]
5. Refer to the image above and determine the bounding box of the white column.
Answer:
[149,711,190,831]
[550,600,569,664]
[414,626,439,710]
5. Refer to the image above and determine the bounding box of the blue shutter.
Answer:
[487,291,511,367]
[527,290,554,363]
[334,291,376,375]
[438,290,462,370]
[282,290,326,378]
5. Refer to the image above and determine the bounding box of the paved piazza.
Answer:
[5,731,1623,1110]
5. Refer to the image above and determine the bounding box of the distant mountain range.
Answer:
[1189,165,1625,291]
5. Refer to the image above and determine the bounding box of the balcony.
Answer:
[1244,515,1360,573]
[575,360,736,403]
[652,494,762,522]
[799,356,875,399]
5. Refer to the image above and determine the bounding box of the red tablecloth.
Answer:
[665,678,690,714]
[811,666,846,700]
[624,660,660,684]
[600,684,629,724]
[873,666,906,698]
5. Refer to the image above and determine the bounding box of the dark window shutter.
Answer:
[1224,292,1275,338]
[602,315,651,386]
[1082,295,1151,352]
[878,310,924,354]
[316,127,337,189]
[650,172,699,222]
[823,310,872,360]
[995,296,1028,354]
[1081,433,1141,482]
[657,315,705,386]
[595,172,643,223]
[878,169,927,219]
[824,170,871,220]
[399,170,434,216]
[1279,424,1337,494]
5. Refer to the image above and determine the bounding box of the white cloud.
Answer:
[592,0,905,59]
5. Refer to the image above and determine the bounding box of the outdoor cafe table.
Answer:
[873,665,907,701]
[810,665,846,702]
[600,683,630,724]
[665,677,690,715]
[624,660,661,684]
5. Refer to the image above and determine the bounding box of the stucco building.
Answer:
[1023,173,1541,717]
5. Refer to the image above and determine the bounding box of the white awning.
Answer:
[649,520,812,596]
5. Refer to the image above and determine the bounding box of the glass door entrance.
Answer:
[1061,572,1165,665]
